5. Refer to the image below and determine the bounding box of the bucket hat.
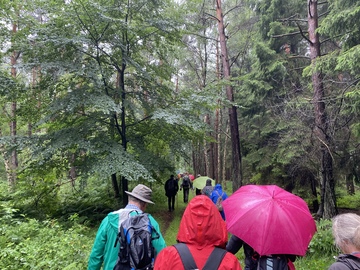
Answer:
[125,184,154,204]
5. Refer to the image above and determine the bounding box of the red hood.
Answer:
[177,195,228,249]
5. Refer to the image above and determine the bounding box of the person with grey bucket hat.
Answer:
[87,184,166,270]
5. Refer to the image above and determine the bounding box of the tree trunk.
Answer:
[346,174,355,195]
[308,0,337,218]
[69,153,76,188]
[216,0,242,189]
[204,115,210,176]
[214,105,220,182]
[0,129,13,191]
[9,21,18,189]
[222,119,230,184]
[215,39,221,183]
[120,57,128,206]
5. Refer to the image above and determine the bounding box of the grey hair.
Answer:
[332,213,360,251]
[128,195,147,208]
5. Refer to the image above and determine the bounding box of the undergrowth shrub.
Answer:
[336,188,360,209]
[0,203,94,270]
[307,218,337,255]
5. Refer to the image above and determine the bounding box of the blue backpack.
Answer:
[114,212,159,270]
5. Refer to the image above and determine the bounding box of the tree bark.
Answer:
[214,106,220,182]
[308,0,337,218]
[9,21,18,189]
[204,115,210,176]
[222,119,230,184]
[216,0,242,189]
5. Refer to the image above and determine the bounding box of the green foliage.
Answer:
[294,254,335,270]
[307,219,337,256]
[318,0,360,49]
[0,204,93,270]
[336,188,360,209]
[292,218,339,269]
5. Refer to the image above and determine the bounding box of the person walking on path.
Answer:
[195,174,202,195]
[180,172,193,203]
[87,184,166,270]
[201,178,214,197]
[154,195,242,270]
[226,235,296,270]
[328,213,360,270]
[164,174,179,212]
[227,235,258,270]
[210,183,228,220]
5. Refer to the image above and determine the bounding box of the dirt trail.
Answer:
[160,211,174,234]
[157,208,185,235]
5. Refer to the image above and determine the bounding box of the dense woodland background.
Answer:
[1,0,360,222]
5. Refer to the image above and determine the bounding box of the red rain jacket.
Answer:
[154,195,242,270]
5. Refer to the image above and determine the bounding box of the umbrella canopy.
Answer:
[192,176,215,189]
[222,185,316,256]
[188,174,195,181]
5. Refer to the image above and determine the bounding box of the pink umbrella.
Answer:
[222,185,316,256]
[188,174,195,181]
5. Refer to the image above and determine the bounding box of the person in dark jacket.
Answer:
[201,179,214,197]
[226,235,257,270]
[180,172,193,203]
[226,235,296,270]
[154,195,242,270]
[195,174,202,195]
[328,213,360,270]
[164,174,179,212]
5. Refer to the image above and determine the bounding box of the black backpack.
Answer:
[182,176,190,188]
[256,255,289,270]
[114,212,160,270]
[166,179,177,192]
[174,242,227,269]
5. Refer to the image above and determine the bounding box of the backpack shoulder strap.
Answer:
[203,247,227,270]
[173,243,198,269]
[117,209,138,231]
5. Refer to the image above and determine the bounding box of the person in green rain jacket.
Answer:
[87,184,166,270]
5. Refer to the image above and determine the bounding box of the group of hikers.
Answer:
[164,172,228,218]
[87,177,360,270]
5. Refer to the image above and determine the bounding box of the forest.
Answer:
[0,0,360,268]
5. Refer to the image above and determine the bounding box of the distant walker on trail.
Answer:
[201,179,214,198]
[180,172,193,203]
[210,184,228,220]
[164,174,179,212]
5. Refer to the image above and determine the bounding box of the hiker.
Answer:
[327,213,360,270]
[164,174,179,212]
[227,235,296,270]
[180,172,193,203]
[201,178,214,197]
[87,184,166,270]
[210,184,228,220]
[227,235,258,270]
[195,174,202,195]
[153,195,242,270]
